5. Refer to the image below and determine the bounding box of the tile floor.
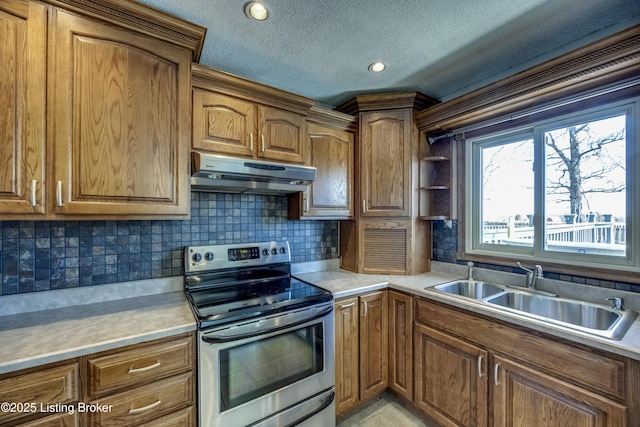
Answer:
[336,393,436,427]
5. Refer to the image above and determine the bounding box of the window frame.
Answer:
[462,96,640,280]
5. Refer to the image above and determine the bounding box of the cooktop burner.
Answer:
[184,242,332,329]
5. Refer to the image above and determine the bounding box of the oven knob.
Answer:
[192,253,202,262]
[204,252,214,261]
[280,247,286,254]
[271,248,277,255]
[262,248,269,256]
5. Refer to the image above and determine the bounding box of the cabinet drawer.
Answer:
[87,336,193,396]
[19,412,77,427]
[415,298,626,400]
[137,406,194,427]
[0,363,78,425]
[87,372,193,427]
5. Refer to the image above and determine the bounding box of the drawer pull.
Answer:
[339,302,355,309]
[128,361,161,374]
[128,399,162,415]
[494,363,501,386]
[477,355,484,378]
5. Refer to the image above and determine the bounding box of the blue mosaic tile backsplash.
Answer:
[432,220,640,293]
[0,192,338,295]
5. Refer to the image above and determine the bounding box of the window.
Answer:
[466,99,639,272]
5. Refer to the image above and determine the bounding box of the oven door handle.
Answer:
[201,304,333,343]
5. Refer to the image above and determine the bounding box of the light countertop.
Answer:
[0,286,195,375]
[1,260,639,376]
[294,266,640,361]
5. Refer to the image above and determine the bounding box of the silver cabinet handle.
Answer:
[250,133,254,152]
[128,361,161,374]
[339,302,355,309]
[477,356,484,378]
[56,181,63,206]
[362,300,368,317]
[30,180,37,206]
[304,197,309,213]
[128,399,161,415]
[362,199,366,214]
[261,134,265,153]
[494,363,501,386]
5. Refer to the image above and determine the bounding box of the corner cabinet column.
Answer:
[48,7,194,218]
[336,92,439,274]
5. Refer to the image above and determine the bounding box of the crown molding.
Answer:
[416,24,640,133]
[44,0,207,61]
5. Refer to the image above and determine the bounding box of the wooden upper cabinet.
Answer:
[0,0,46,216]
[289,119,354,219]
[258,106,305,163]
[49,9,192,217]
[192,90,257,158]
[191,64,315,165]
[192,90,305,163]
[360,109,412,217]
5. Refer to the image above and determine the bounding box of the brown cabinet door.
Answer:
[359,109,412,217]
[299,123,353,218]
[258,106,305,163]
[0,0,46,216]
[192,90,256,158]
[334,296,360,416]
[49,9,190,217]
[388,290,413,400]
[414,323,488,427]
[359,290,388,401]
[493,355,627,427]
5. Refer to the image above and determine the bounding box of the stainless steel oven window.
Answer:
[219,323,324,411]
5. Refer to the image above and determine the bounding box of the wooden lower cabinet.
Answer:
[359,291,388,401]
[414,324,488,427]
[335,290,388,416]
[388,290,413,401]
[413,298,634,427]
[83,333,195,427]
[334,296,360,416]
[0,333,195,427]
[493,355,626,427]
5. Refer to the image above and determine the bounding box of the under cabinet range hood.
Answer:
[191,152,316,195]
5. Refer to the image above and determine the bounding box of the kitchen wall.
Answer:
[0,192,338,295]
[432,220,640,293]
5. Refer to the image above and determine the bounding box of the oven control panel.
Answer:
[185,241,291,273]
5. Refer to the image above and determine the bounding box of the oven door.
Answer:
[198,302,335,427]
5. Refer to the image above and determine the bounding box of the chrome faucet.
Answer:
[517,262,543,290]
[467,261,474,281]
[606,297,624,310]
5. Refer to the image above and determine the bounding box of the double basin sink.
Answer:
[429,280,637,340]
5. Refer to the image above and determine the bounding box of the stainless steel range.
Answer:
[184,241,335,427]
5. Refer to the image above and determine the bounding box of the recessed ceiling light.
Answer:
[368,62,386,73]
[245,2,269,21]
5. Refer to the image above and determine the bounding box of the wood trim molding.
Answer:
[43,0,207,61]
[192,63,316,115]
[307,106,356,131]
[416,24,640,133]
[336,91,439,115]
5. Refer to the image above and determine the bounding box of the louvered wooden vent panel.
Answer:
[363,229,407,273]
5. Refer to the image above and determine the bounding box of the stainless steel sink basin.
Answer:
[486,291,637,340]
[433,280,506,300]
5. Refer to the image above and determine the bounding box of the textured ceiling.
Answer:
[137,0,640,108]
